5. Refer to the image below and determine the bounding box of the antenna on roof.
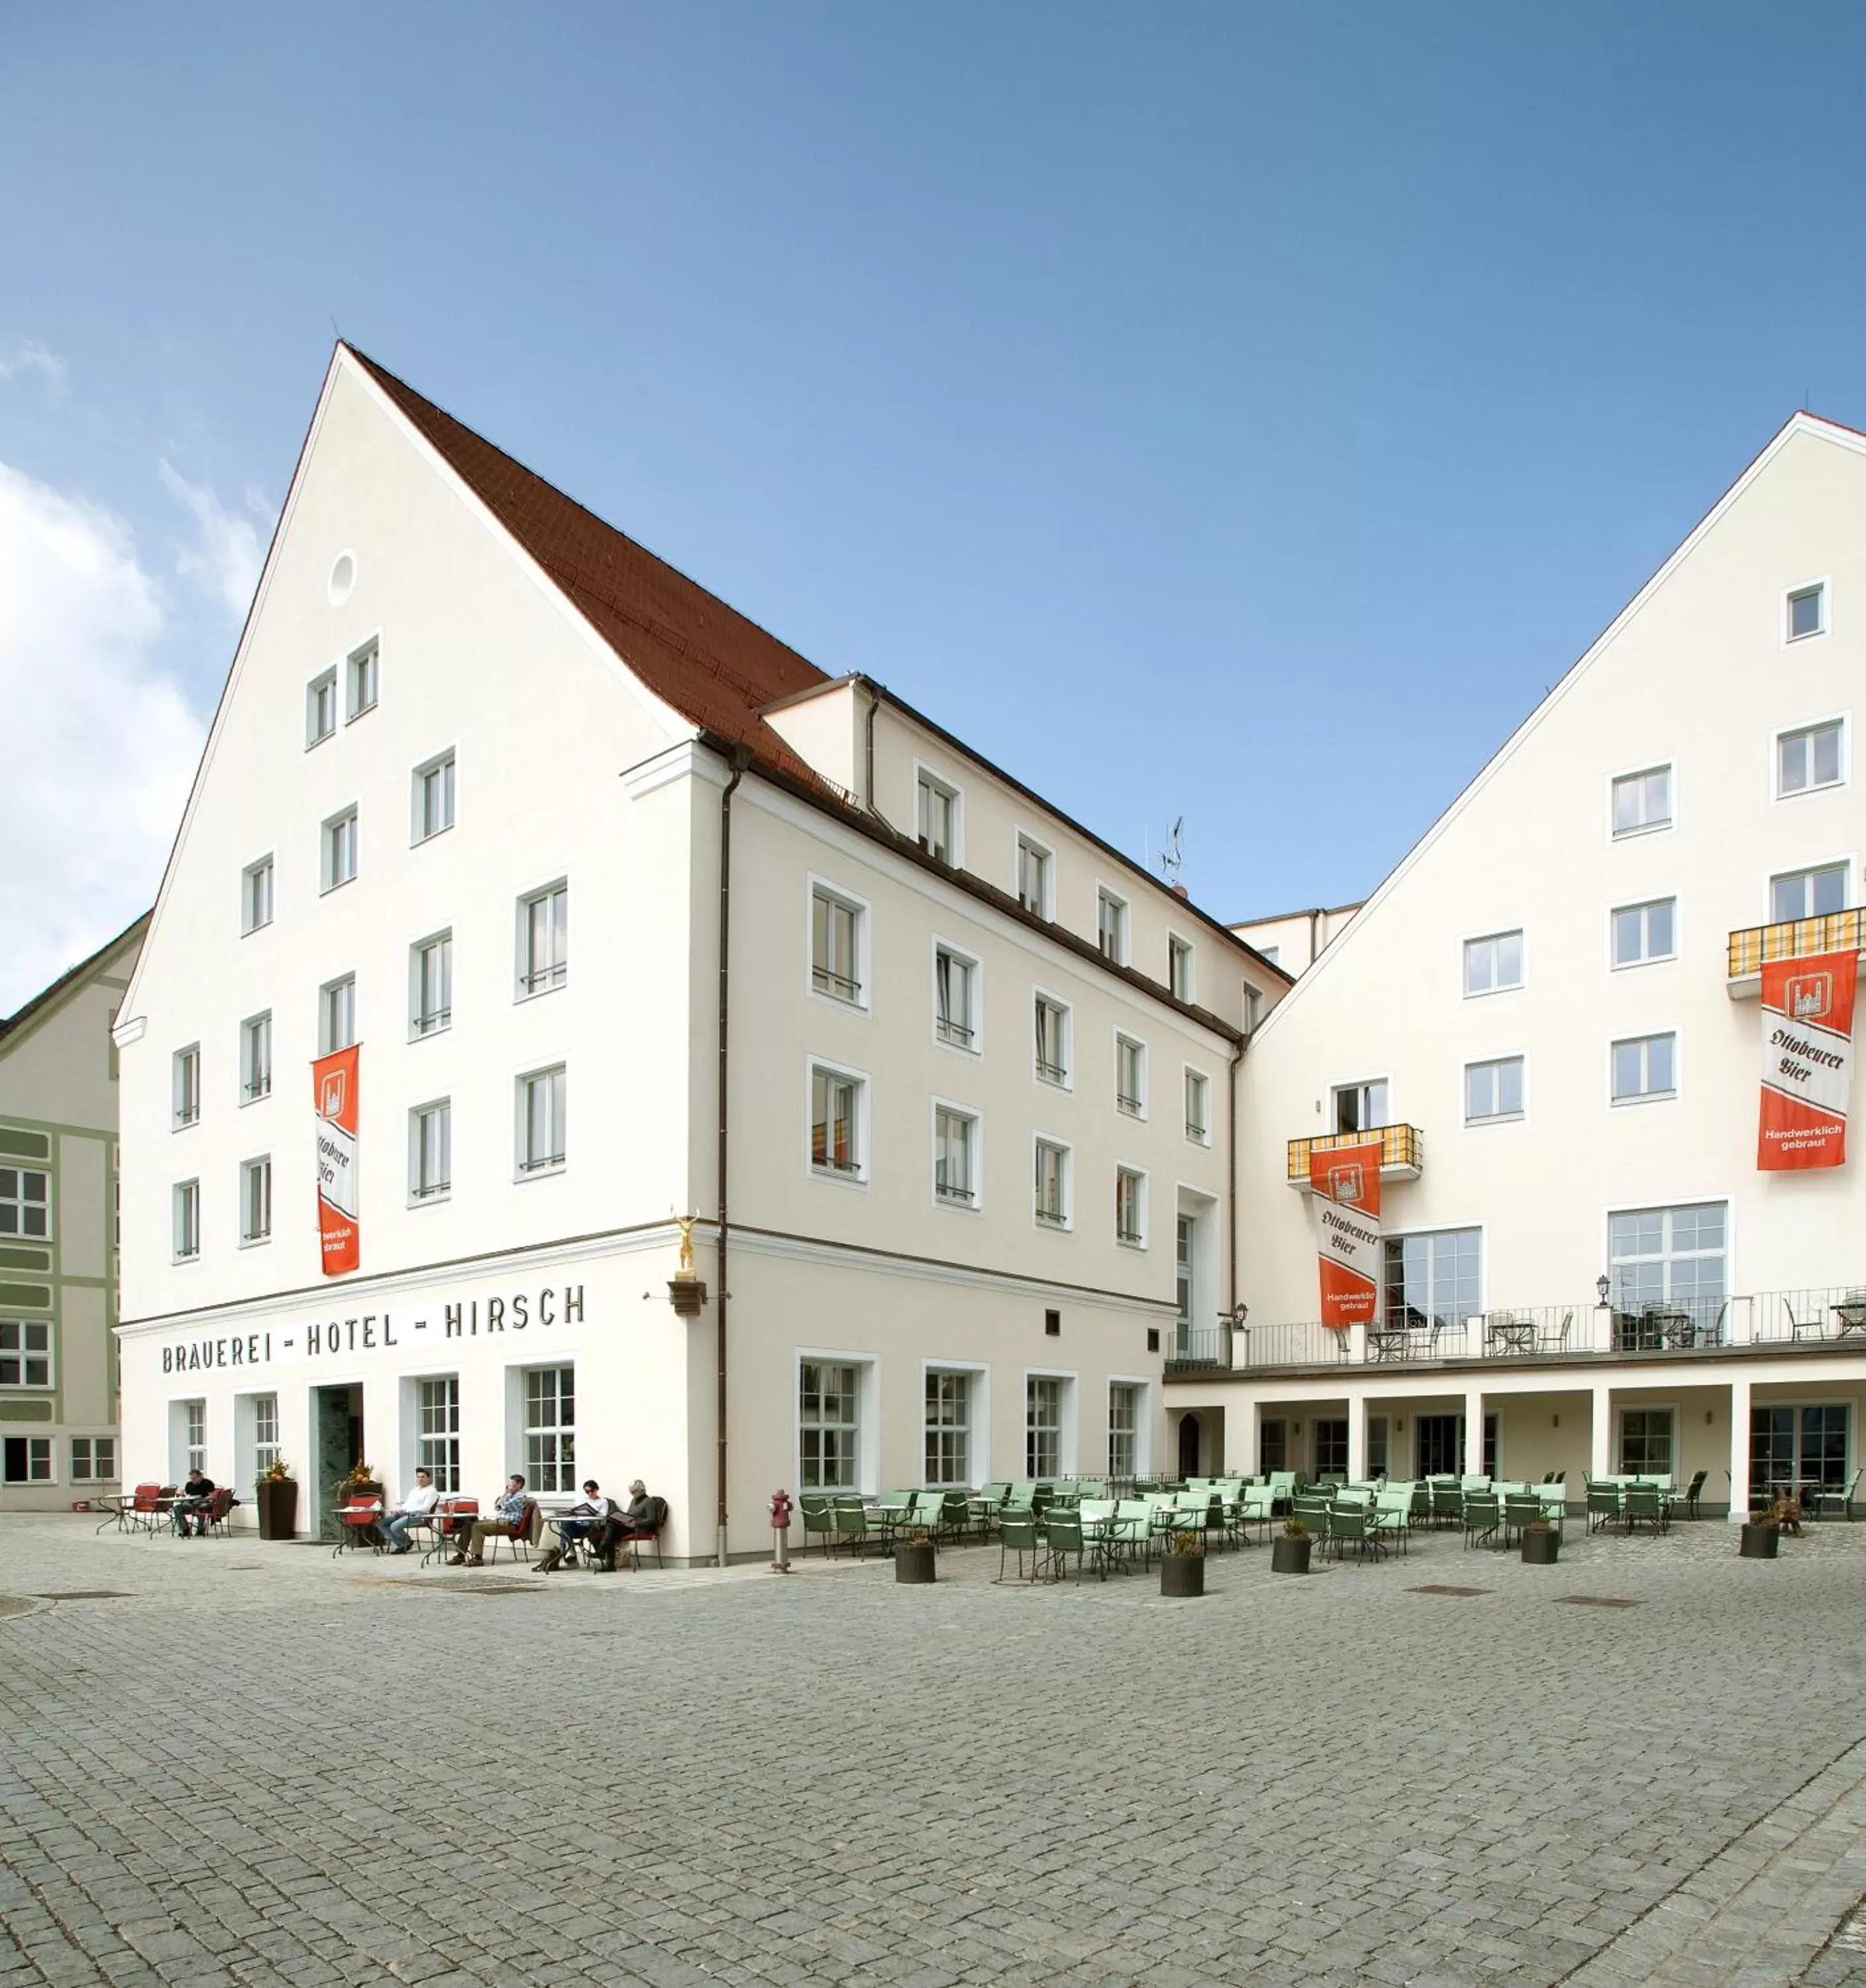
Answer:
[1159,817,1183,887]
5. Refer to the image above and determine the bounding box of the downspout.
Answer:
[1307,907,1320,969]
[716,746,748,1569]
[864,679,881,818]
[1227,1033,1242,1366]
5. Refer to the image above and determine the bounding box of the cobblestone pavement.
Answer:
[5,1510,1866,1988]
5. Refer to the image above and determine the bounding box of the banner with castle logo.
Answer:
[1311,1140,1382,1326]
[1758,951,1856,1171]
[313,1046,360,1273]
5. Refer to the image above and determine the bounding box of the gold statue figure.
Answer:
[677,1213,696,1277]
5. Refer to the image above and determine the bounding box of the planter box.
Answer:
[1739,1522,1780,1561]
[895,1543,936,1584]
[1271,1535,1312,1576]
[1521,1529,1559,1565]
[1160,1555,1205,1598]
[256,1479,300,1541]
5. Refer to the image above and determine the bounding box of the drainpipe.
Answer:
[1227,1034,1242,1365]
[864,679,884,821]
[1307,907,1320,969]
[716,747,748,1569]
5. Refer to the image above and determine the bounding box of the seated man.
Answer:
[380,1468,441,1555]
[449,1476,530,1567]
[172,1466,216,1538]
[594,1478,661,1571]
[536,1480,614,1572]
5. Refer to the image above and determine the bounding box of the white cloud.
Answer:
[0,461,203,1015]
[0,339,68,398]
[158,457,271,619]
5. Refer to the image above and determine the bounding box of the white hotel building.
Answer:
[1172,411,1866,1515]
[112,346,1286,1561]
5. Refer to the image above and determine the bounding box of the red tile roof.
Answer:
[348,348,836,788]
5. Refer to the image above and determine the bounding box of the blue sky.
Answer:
[3,5,1865,1007]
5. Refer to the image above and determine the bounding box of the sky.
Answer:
[3,5,1866,1011]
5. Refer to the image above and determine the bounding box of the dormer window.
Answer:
[916,771,959,865]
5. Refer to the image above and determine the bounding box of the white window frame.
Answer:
[241,854,274,935]
[1183,1066,1211,1146]
[1022,1368,1078,1479]
[516,1064,567,1180]
[1033,1134,1073,1233]
[932,937,982,1056]
[930,1098,981,1213]
[415,1374,462,1494]
[1114,1031,1148,1121]
[806,1056,869,1187]
[1775,714,1848,800]
[1614,1402,1680,1478]
[1015,830,1054,920]
[1783,577,1830,646]
[321,804,359,894]
[1610,897,1678,971]
[922,1360,987,1489]
[410,1098,452,1206]
[1032,989,1073,1091]
[1107,1376,1152,1481]
[1115,1165,1148,1249]
[1096,885,1130,966]
[1463,1055,1525,1126]
[795,1351,878,1496]
[1167,934,1195,1004]
[1608,762,1675,840]
[172,1178,201,1263]
[172,1044,201,1131]
[70,1435,117,1483]
[319,973,357,1056]
[240,1012,272,1105]
[516,878,569,1000]
[305,667,337,749]
[238,1154,272,1247]
[1610,1030,1679,1107]
[0,1166,50,1242]
[411,748,457,844]
[1382,1222,1487,1331]
[0,1319,54,1390]
[410,929,453,1040]
[344,634,380,721]
[252,1393,280,1482]
[807,876,871,1013]
[522,1364,575,1493]
[3,1435,53,1484]
[1462,928,1525,999]
[913,762,963,867]
[1607,1200,1729,1326]
[1331,1077,1392,1135]
[1769,857,1853,926]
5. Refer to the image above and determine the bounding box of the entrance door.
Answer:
[313,1384,363,1540]
[1751,1404,1850,1501]
[1178,1413,1202,1478]
[1415,1414,1463,1476]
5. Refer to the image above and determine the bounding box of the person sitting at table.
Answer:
[535,1480,614,1571]
[380,1468,440,1555]
[172,1465,216,1538]
[586,1478,659,1571]
[447,1475,530,1566]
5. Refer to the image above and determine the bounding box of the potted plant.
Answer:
[1521,1516,1559,1565]
[1739,1509,1781,1560]
[255,1459,300,1541]
[895,1525,937,1585]
[1160,1528,1205,1597]
[1272,1516,1312,1576]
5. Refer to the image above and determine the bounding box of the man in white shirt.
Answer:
[536,1479,614,1571]
[381,1469,441,1554]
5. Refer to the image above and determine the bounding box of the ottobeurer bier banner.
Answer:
[313,1046,360,1274]
[1758,951,1857,1172]
[1311,1140,1382,1327]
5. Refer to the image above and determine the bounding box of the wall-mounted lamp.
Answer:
[1706,1409,1714,1425]
[1395,1418,1405,1433]
[1292,1421,1302,1435]
[1596,1275,1612,1307]
[1552,1413,1560,1428]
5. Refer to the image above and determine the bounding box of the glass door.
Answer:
[1750,1404,1849,1500]
[1175,1217,1194,1358]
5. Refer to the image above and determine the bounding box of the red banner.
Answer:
[313,1046,360,1275]
[1758,951,1856,1172]
[1311,1140,1382,1327]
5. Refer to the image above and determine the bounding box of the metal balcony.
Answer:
[1728,907,1866,997]
[1286,1123,1423,1187]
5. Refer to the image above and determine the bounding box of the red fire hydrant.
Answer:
[769,1489,794,1573]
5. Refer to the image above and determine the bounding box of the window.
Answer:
[242,856,274,934]
[934,944,977,1050]
[1243,985,1264,1034]
[1168,936,1193,1003]
[241,1013,272,1103]
[1750,1404,1850,1500]
[916,771,958,864]
[1779,720,1843,797]
[1034,1139,1070,1227]
[1026,1376,1064,1478]
[345,637,379,720]
[239,1156,272,1245]
[799,1362,859,1489]
[1609,1201,1726,1330]
[1313,1419,1349,1477]
[1176,1216,1195,1356]
[1115,1167,1146,1246]
[1612,765,1673,838]
[305,668,337,747]
[1016,835,1052,917]
[1382,1227,1481,1330]
[413,751,456,842]
[810,1066,862,1178]
[1034,995,1070,1086]
[523,1366,575,1492]
[1333,1079,1389,1134]
[182,1400,205,1476]
[1618,1408,1674,1478]
[412,932,453,1037]
[1115,1035,1145,1117]
[1108,1383,1139,1480]
[70,1437,116,1482]
[173,1180,201,1262]
[1097,889,1128,965]
[1772,863,1847,923]
[1787,582,1826,642]
[322,805,358,892]
[320,975,356,1055]
[1463,930,1523,997]
[0,1320,52,1388]
[1464,1056,1524,1123]
[3,1437,50,1484]
[924,1370,971,1486]
[172,1045,201,1130]
[518,881,568,996]
[1258,945,1281,966]
[933,1106,977,1205]
[1613,898,1676,967]
[0,1168,49,1240]
[411,1101,451,1202]
[1612,1032,1676,1103]
[417,1376,461,1493]
[517,1066,567,1176]
[253,1394,280,1480]
[810,885,862,1004]
[1185,1069,1210,1143]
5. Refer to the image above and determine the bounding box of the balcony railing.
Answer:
[1728,907,1866,993]
[1286,1123,1423,1187]
[1164,1323,1236,1374]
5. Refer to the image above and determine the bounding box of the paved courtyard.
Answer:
[5,1511,1866,1988]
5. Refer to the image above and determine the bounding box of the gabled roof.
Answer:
[1,912,150,1054]
[347,350,835,791]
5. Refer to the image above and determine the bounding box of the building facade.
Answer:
[111,347,1287,1559]
[1,918,144,1508]
[1172,413,1866,1514]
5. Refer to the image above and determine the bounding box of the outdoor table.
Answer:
[93,1493,137,1535]
[1486,1316,1537,1355]
[1368,1329,1416,1362]
[1831,1301,1866,1337]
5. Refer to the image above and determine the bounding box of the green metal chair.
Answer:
[1806,1469,1861,1522]
[799,1494,835,1558]
[997,1514,1042,1582]
[1585,1484,1621,1533]
[1372,1489,1411,1555]
[1429,1482,1464,1531]
[1329,1500,1380,1561]
[1462,1492,1500,1550]
[830,1503,871,1558]
[1501,1494,1541,1547]
[1043,1509,1089,1583]
[1623,1483,1667,1536]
